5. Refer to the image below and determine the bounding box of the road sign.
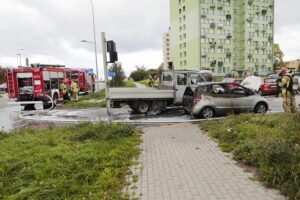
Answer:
[108,72,116,77]
[88,68,94,75]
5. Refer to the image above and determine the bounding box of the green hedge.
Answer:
[0,122,141,199]
[200,113,300,199]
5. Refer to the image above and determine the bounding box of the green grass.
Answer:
[0,91,5,98]
[200,113,300,199]
[137,80,148,86]
[0,122,141,199]
[60,90,106,109]
[112,80,136,88]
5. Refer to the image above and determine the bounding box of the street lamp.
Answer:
[17,48,24,67]
[86,0,99,81]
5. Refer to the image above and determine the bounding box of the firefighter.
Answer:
[70,79,80,102]
[147,75,154,87]
[60,80,69,102]
[278,68,298,113]
[154,75,160,89]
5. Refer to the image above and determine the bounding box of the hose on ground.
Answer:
[44,94,54,110]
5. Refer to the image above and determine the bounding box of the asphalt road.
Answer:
[0,93,299,132]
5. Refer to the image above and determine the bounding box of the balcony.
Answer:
[255,44,260,49]
[262,9,267,15]
[201,53,207,57]
[218,43,223,48]
[210,60,217,66]
[262,27,267,32]
[210,4,215,8]
[248,53,253,58]
[255,27,260,32]
[248,35,253,40]
[226,33,232,38]
[248,0,254,5]
[268,36,273,41]
[218,61,224,67]
[217,23,224,29]
[210,42,216,48]
[269,20,274,25]
[201,13,207,18]
[268,54,273,59]
[226,52,232,57]
[247,17,253,22]
[201,33,207,38]
[226,14,232,20]
[217,4,223,9]
[210,23,216,28]
[255,10,260,15]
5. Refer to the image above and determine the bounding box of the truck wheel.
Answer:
[136,101,150,114]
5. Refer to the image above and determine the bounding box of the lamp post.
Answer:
[17,48,24,67]
[86,0,99,81]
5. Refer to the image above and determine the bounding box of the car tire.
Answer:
[135,101,150,114]
[199,107,215,119]
[254,102,268,114]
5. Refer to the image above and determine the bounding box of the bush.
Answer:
[0,122,141,199]
[200,113,300,199]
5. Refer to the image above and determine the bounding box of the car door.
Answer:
[174,73,188,104]
[229,84,255,113]
[210,84,232,114]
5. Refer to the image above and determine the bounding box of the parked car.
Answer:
[221,78,243,88]
[258,78,279,96]
[0,83,7,92]
[192,83,270,119]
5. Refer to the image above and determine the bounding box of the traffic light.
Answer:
[107,41,118,63]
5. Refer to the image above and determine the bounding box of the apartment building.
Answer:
[163,29,171,70]
[169,0,274,76]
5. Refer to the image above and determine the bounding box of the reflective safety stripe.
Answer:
[282,89,287,94]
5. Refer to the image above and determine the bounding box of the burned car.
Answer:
[192,83,270,119]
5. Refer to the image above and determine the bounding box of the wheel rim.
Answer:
[139,103,149,113]
[257,104,266,113]
[203,108,213,119]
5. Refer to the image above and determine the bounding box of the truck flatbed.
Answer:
[109,88,174,100]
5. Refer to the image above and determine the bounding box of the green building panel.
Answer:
[169,0,274,76]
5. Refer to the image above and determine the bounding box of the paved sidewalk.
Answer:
[126,123,285,200]
[134,82,147,88]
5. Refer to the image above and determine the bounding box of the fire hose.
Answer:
[44,94,54,110]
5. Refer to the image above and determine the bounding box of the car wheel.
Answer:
[258,90,263,96]
[254,102,267,114]
[200,107,215,119]
[135,101,150,114]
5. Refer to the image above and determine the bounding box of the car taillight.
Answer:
[193,95,202,105]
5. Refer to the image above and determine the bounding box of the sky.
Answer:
[0,0,299,77]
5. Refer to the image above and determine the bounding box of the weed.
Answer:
[200,113,300,199]
[0,122,141,199]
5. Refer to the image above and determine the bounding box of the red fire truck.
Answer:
[6,64,95,109]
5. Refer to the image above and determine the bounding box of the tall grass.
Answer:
[200,113,300,199]
[0,122,141,199]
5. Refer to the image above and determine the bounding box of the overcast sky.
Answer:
[0,0,299,76]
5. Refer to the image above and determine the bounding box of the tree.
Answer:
[109,63,125,87]
[273,43,285,71]
[0,66,6,84]
[130,66,147,81]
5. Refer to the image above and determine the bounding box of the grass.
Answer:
[200,113,300,199]
[112,80,136,88]
[59,90,106,109]
[0,122,141,199]
[0,91,5,98]
[137,80,148,86]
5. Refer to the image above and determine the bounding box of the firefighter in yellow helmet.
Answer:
[153,75,160,89]
[70,79,80,102]
[60,80,69,103]
[278,68,298,113]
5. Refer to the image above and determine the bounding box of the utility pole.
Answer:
[89,0,99,81]
[101,32,112,125]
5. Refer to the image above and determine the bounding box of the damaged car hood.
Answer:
[241,76,262,91]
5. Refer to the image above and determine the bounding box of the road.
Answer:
[0,93,299,132]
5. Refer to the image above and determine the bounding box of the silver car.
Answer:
[192,83,270,119]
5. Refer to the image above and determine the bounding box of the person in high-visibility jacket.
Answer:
[278,68,298,113]
[60,80,69,102]
[70,79,80,102]
[153,75,160,89]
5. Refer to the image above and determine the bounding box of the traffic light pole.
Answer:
[101,32,112,125]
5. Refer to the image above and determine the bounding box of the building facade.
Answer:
[169,0,274,76]
[163,29,171,70]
